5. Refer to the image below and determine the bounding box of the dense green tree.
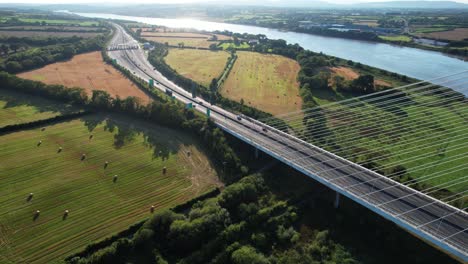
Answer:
[231,245,270,264]
[5,61,22,72]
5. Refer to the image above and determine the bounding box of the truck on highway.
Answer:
[165,89,173,96]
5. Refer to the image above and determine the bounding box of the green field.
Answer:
[412,27,451,34]
[0,89,79,128]
[221,51,302,116]
[299,88,467,207]
[17,18,97,26]
[0,114,219,263]
[165,48,230,87]
[379,35,412,42]
[219,42,250,50]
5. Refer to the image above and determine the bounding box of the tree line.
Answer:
[0,72,247,184]
[66,174,358,264]
[129,28,287,129]
[1,34,108,73]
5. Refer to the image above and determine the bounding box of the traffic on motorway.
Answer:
[106,23,467,262]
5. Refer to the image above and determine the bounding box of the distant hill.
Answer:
[0,0,467,10]
[205,0,468,9]
[355,1,468,9]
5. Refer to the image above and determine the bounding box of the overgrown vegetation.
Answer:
[1,34,108,73]
[66,174,358,264]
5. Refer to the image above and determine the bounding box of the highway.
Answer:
[107,23,468,262]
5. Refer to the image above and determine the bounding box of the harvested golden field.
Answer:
[329,66,391,87]
[221,51,302,116]
[142,32,208,38]
[142,31,231,40]
[422,28,468,41]
[143,36,220,48]
[0,30,101,38]
[143,36,217,48]
[165,48,229,87]
[329,66,359,80]
[353,20,379,27]
[18,52,151,104]
[140,31,230,48]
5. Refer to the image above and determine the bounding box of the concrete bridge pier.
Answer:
[334,192,340,208]
[255,147,259,159]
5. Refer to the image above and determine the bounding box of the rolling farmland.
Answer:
[421,28,468,41]
[0,30,101,38]
[0,114,220,263]
[164,49,230,87]
[17,51,152,104]
[0,89,79,128]
[142,36,215,48]
[220,51,302,116]
[140,31,229,48]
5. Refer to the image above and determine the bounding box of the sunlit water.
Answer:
[74,12,468,95]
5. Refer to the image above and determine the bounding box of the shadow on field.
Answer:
[0,89,77,114]
[79,114,187,161]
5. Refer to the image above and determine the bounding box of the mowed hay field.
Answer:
[0,114,220,263]
[143,36,215,48]
[422,28,468,41]
[221,51,302,116]
[329,66,392,87]
[18,51,151,104]
[0,89,79,128]
[141,32,230,48]
[165,49,230,87]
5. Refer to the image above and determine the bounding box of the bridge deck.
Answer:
[107,23,468,262]
[215,116,468,261]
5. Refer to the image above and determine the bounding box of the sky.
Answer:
[1,0,468,4]
[0,0,468,4]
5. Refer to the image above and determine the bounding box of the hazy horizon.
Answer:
[1,0,468,5]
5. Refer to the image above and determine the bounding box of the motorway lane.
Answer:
[107,23,468,259]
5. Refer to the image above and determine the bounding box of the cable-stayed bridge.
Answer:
[107,23,467,262]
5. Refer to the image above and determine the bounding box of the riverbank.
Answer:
[224,20,468,61]
[74,12,468,84]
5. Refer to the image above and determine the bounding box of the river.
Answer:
[75,12,468,93]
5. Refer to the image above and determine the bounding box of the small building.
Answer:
[414,38,449,47]
[143,42,153,50]
[248,39,259,45]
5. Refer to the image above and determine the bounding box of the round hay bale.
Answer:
[163,166,167,174]
[35,210,40,215]
[64,210,69,215]
[113,175,118,183]
[150,205,155,213]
